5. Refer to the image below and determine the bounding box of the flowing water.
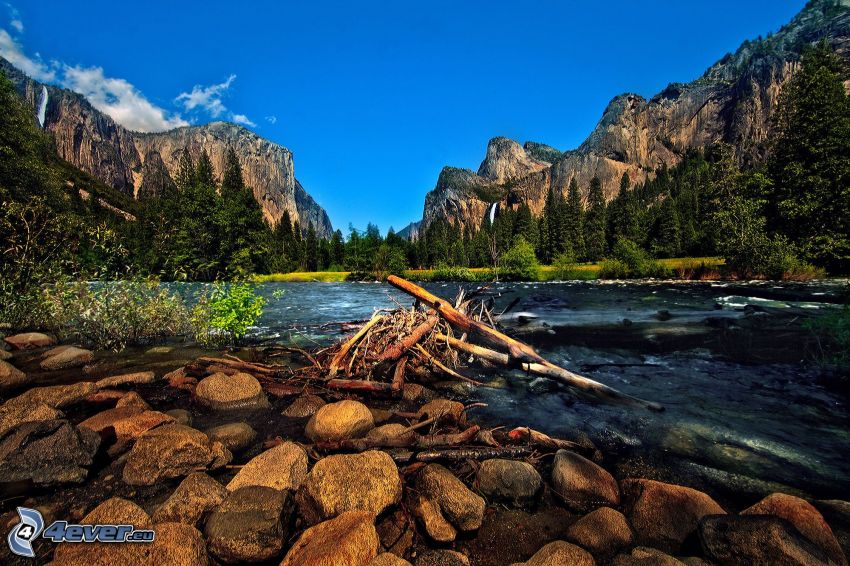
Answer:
[185,279,850,504]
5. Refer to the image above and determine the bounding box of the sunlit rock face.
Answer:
[416,0,850,233]
[0,59,332,237]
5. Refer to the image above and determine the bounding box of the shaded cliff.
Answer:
[416,0,850,234]
[0,58,332,237]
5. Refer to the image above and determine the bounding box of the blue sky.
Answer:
[2,0,805,233]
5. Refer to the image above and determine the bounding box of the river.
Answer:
[183,279,850,504]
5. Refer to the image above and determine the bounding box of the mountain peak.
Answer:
[477,136,548,183]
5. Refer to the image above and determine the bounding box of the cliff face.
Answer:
[415,0,850,234]
[1,59,332,238]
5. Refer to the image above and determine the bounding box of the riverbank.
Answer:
[0,333,847,565]
[254,257,725,283]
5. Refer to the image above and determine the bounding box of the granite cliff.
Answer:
[414,0,850,234]
[1,59,332,237]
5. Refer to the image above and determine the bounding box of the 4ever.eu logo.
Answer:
[7,507,155,558]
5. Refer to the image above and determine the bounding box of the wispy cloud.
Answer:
[0,8,261,133]
[5,2,21,33]
[231,113,256,127]
[62,65,188,132]
[265,115,277,124]
[176,74,235,117]
[0,29,54,81]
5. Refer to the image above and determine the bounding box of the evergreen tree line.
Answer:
[2,40,848,282]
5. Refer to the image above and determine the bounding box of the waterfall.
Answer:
[487,202,498,224]
[36,85,48,128]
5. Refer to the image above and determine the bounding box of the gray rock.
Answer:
[0,419,100,484]
[699,514,833,566]
[509,541,594,566]
[612,546,686,566]
[297,450,402,524]
[566,506,634,558]
[282,393,325,418]
[416,550,470,566]
[0,359,27,391]
[95,371,156,389]
[40,346,93,370]
[281,511,380,566]
[551,449,619,512]
[153,472,228,526]
[122,424,231,486]
[205,485,293,563]
[476,459,542,507]
[227,441,308,492]
[413,463,485,541]
[194,372,269,411]
[621,478,725,554]
[205,422,256,453]
[165,408,193,426]
[305,399,374,442]
[4,332,56,350]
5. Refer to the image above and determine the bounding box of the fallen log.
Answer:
[328,314,384,376]
[326,379,395,394]
[435,332,663,411]
[415,446,535,462]
[376,313,438,363]
[507,426,584,451]
[391,356,407,394]
[388,275,546,365]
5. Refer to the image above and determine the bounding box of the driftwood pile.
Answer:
[186,276,661,409]
[177,276,662,463]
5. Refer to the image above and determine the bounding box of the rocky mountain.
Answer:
[1,58,333,238]
[414,0,850,235]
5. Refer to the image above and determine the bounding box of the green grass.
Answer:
[254,271,350,282]
[254,257,726,283]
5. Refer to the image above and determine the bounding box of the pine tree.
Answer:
[565,178,585,259]
[768,39,850,271]
[175,149,195,192]
[652,196,682,258]
[584,177,607,261]
[218,147,269,275]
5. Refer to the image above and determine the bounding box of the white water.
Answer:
[487,202,498,224]
[36,85,48,127]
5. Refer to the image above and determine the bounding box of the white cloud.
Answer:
[61,65,188,132]
[176,74,235,117]
[231,113,256,127]
[5,3,21,32]
[265,115,277,124]
[0,29,54,81]
[0,11,261,134]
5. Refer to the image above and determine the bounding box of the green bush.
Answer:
[600,238,670,279]
[500,237,540,281]
[42,279,191,350]
[431,262,480,282]
[599,258,630,279]
[552,250,577,280]
[192,282,266,346]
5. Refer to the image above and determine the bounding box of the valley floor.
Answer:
[255,257,725,283]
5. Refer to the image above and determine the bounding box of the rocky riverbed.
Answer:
[0,330,848,565]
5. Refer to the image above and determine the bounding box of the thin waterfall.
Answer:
[487,202,498,224]
[37,85,48,127]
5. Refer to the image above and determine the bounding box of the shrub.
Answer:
[192,282,266,346]
[552,250,577,280]
[371,244,408,281]
[431,262,479,282]
[599,258,630,279]
[601,238,670,279]
[42,279,191,350]
[500,237,540,281]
